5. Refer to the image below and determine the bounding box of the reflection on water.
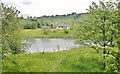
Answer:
[23,38,80,53]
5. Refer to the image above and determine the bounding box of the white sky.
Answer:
[1,0,99,17]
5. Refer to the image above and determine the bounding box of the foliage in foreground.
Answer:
[1,3,24,54]
[2,48,103,72]
[75,0,120,72]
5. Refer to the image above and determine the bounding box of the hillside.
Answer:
[21,13,88,29]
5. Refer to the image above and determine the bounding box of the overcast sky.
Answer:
[1,0,99,17]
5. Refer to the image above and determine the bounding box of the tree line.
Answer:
[22,12,86,29]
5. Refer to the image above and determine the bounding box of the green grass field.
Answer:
[2,47,104,72]
[18,29,76,39]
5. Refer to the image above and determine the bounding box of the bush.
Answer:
[42,26,50,34]
[64,28,69,34]
[24,24,37,29]
[24,24,31,29]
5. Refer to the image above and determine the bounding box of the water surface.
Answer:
[23,38,80,53]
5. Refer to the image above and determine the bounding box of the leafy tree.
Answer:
[42,26,50,34]
[2,3,24,54]
[23,20,32,29]
[46,23,49,26]
[76,0,119,71]
[37,23,41,28]
[63,28,69,34]
[1,3,26,71]
[23,19,38,29]
[72,12,76,15]
[0,2,2,72]
[31,21,37,29]
[50,24,54,28]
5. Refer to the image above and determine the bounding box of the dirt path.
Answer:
[49,55,68,72]
[49,52,78,72]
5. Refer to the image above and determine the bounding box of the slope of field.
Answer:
[2,47,103,72]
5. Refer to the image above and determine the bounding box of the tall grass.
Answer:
[2,47,103,72]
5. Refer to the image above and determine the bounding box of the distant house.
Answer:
[57,24,69,29]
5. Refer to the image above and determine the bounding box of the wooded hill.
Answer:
[22,13,88,29]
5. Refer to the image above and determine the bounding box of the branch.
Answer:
[96,25,104,30]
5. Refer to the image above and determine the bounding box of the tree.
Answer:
[37,22,41,28]
[2,3,24,54]
[42,26,50,34]
[23,20,33,29]
[63,28,69,34]
[50,24,54,28]
[46,23,49,26]
[72,12,76,15]
[0,2,2,72]
[75,0,119,71]
[23,18,38,29]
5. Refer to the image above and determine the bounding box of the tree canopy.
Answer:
[2,3,24,55]
[75,0,120,72]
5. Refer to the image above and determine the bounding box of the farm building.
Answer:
[56,24,69,29]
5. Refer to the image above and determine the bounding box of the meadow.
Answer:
[2,47,103,72]
[19,29,76,39]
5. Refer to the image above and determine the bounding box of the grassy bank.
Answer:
[19,29,76,39]
[3,47,103,72]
